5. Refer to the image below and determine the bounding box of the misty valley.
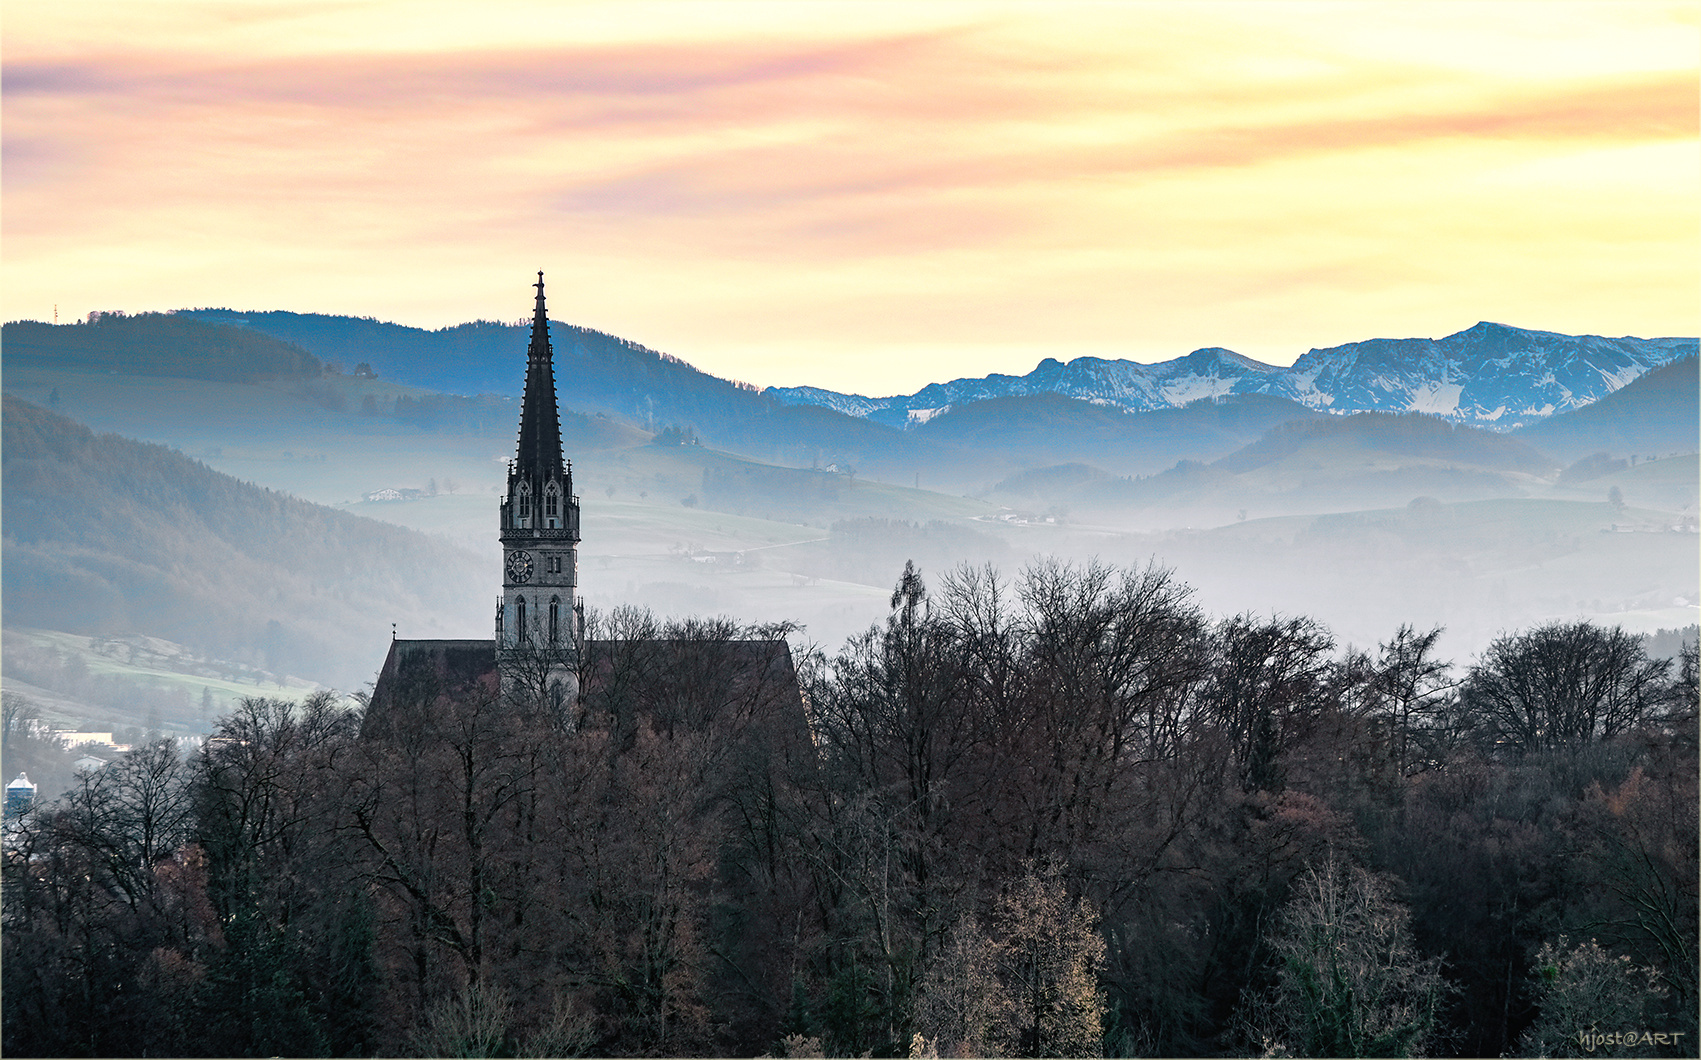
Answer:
[1,308,1696,1057]
[2,311,1694,745]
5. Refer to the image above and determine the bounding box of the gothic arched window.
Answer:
[517,482,531,521]
[545,483,560,519]
[549,596,560,643]
[516,596,527,642]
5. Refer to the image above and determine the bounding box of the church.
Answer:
[363,274,804,737]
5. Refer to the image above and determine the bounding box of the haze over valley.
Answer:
[3,309,1695,780]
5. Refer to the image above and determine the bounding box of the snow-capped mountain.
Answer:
[767,323,1696,430]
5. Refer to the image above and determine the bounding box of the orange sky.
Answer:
[4,1,1696,394]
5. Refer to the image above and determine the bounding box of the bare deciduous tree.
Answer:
[1458,622,1674,756]
[1239,855,1449,1058]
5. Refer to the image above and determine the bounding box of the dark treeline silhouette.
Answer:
[3,560,1696,1058]
[3,315,323,383]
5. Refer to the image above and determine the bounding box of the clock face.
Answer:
[505,550,534,584]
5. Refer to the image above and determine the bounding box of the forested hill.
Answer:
[1514,355,1701,462]
[173,308,963,480]
[914,391,1326,475]
[176,309,539,394]
[1214,411,1559,474]
[1,396,485,688]
[2,314,322,382]
[177,307,763,406]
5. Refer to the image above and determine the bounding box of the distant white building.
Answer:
[61,731,127,752]
[363,487,431,502]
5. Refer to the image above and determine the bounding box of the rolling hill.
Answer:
[1514,355,1700,462]
[3,314,324,382]
[916,391,1324,477]
[1213,412,1557,475]
[2,396,488,691]
[983,410,1568,524]
[170,308,974,485]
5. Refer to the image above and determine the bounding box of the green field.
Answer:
[1545,452,1700,511]
[3,627,325,735]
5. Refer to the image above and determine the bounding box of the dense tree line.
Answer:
[2,315,323,383]
[4,560,1695,1057]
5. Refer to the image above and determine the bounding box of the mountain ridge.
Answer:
[12,311,1693,490]
[768,322,1695,430]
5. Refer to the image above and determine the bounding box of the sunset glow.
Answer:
[5,1,1696,394]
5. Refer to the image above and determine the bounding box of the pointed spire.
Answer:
[514,271,566,483]
[531,270,548,338]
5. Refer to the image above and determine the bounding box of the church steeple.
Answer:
[497,272,581,717]
[515,271,567,484]
[503,271,577,532]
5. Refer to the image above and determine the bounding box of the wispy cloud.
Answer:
[3,4,1694,390]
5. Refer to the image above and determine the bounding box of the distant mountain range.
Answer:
[768,322,1696,430]
[9,311,1694,491]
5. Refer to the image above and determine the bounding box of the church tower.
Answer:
[496,272,581,713]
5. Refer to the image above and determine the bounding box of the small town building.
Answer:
[4,774,36,817]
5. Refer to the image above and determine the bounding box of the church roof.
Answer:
[514,272,566,484]
[363,638,808,748]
